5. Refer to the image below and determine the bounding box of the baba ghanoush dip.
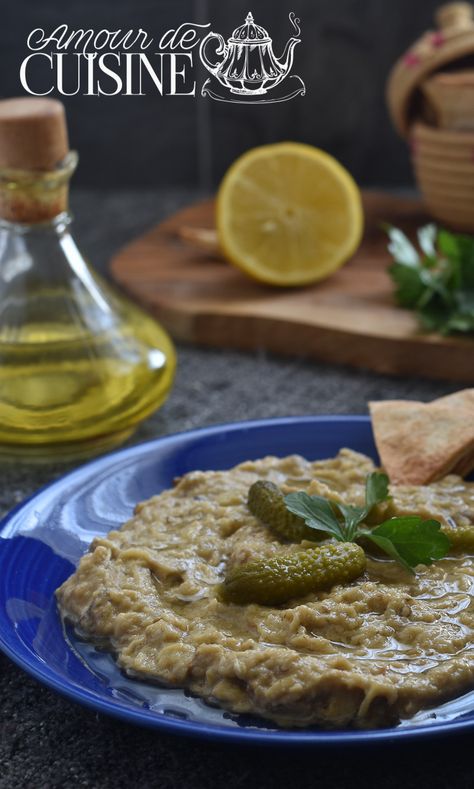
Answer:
[56,449,474,729]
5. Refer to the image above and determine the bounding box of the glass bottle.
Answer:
[0,98,176,461]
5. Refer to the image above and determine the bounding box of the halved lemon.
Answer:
[216,142,363,287]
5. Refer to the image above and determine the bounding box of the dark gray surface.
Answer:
[1,0,446,188]
[0,189,472,789]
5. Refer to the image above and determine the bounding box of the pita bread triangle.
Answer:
[434,389,474,414]
[369,395,474,485]
[431,390,474,476]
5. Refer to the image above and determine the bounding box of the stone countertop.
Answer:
[0,190,470,789]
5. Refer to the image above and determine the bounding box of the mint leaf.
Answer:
[458,237,474,288]
[284,475,449,574]
[363,517,450,568]
[387,224,474,336]
[334,472,390,540]
[284,492,345,541]
[418,224,437,257]
[386,226,420,266]
[364,472,390,513]
[362,531,414,574]
[335,503,364,541]
[286,472,391,544]
[456,289,474,313]
[438,228,460,259]
[389,262,425,307]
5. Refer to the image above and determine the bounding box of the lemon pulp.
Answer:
[217,142,363,287]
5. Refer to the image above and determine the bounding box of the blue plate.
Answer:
[1,415,474,746]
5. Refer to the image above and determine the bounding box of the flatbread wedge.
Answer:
[435,389,474,415]
[432,389,474,476]
[369,395,474,485]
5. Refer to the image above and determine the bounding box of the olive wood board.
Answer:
[110,192,474,383]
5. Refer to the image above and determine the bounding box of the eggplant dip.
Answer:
[56,446,474,730]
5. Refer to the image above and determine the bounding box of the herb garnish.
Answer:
[284,472,450,572]
[387,224,474,335]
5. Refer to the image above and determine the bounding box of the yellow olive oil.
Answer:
[0,300,176,460]
[0,99,176,461]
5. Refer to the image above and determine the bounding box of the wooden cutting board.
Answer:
[110,192,474,383]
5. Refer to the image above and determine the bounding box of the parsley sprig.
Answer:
[284,472,450,572]
[387,224,474,335]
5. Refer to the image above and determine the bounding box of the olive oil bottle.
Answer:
[0,97,176,461]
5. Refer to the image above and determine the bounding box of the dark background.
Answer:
[1,0,444,189]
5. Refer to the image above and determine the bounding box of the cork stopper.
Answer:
[0,97,75,223]
[436,2,474,31]
[0,97,69,171]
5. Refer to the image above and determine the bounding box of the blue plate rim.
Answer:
[1,414,474,746]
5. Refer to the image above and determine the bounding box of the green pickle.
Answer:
[248,480,321,542]
[219,542,366,606]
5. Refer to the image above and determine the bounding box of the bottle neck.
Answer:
[0,211,73,236]
[0,151,78,225]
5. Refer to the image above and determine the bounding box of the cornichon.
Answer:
[218,542,366,606]
[248,480,322,542]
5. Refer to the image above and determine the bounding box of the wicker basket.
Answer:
[387,2,474,230]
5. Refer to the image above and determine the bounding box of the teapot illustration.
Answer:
[199,11,301,96]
